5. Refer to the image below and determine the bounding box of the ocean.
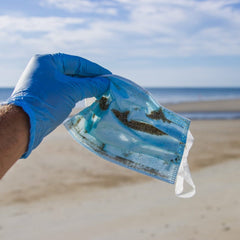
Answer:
[1,87,240,120]
[0,88,14,103]
[146,87,240,120]
[146,87,240,104]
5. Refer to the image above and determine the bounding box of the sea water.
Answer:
[146,87,240,104]
[0,88,14,103]
[146,87,240,120]
[1,87,240,120]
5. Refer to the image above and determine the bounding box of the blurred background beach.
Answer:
[1,0,240,239]
[1,88,240,240]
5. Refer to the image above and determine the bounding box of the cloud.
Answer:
[36,0,240,57]
[0,15,88,58]
[0,0,240,86]
[1,1,240,56]
[0,15,85,32]
[40,0,120,15]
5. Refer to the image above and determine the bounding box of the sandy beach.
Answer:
[0,99,240,240]
[167,99,240,112]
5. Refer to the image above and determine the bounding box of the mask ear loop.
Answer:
[175,131,196,198]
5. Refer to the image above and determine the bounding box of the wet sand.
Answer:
[166,99,240,112]
[0,99,240,240]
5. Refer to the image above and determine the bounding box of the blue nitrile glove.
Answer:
[5,53,111,158]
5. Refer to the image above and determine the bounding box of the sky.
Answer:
[0,0,240,87]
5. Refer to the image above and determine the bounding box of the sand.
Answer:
[0,99,240,240]
[166,99,240,112]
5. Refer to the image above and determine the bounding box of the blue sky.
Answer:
[0,0,240,87]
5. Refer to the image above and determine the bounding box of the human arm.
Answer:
[0,53,110,178]
[0,105,29,179]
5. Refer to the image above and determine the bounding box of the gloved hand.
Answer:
[5,53,111,158]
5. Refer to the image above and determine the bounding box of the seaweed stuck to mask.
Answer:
[99,97,109,110]
[112,109,167,136]
[147,108,171,123]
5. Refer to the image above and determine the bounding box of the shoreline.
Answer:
[165,99,240,112]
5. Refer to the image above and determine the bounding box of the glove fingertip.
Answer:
[75,76,110,100]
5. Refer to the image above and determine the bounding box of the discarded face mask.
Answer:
[64,74,196,198]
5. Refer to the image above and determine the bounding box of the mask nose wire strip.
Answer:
[175,130,196,198]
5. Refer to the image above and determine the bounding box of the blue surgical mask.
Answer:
[64,74,195,198]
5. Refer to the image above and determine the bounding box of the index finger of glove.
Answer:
[51,53,111,77]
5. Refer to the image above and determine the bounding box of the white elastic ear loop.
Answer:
[175,130,196,198]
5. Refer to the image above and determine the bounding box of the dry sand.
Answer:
[0,100,240,240]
